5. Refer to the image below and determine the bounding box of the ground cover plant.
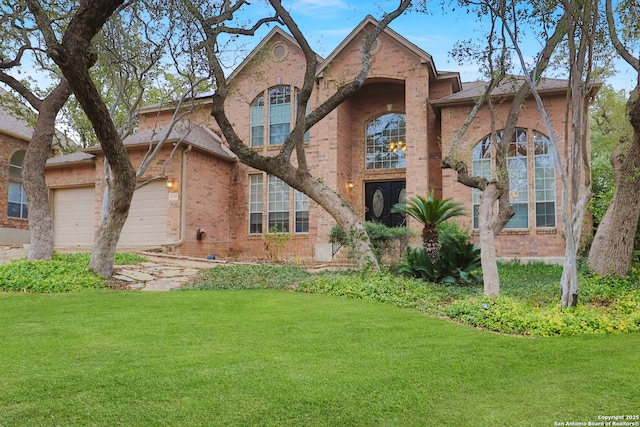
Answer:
[1,290,638,426]
[187,262,640,336]
[0,252,146,293]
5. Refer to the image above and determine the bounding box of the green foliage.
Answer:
[264,226,291,261]
[589,151,615,229]
[186,262,639,337]
[186,264,309,290]
[390,194,466,227]
[0,252,146,293]
[398,224,482,285]
[329,221,415,264]
[0,253,103,293]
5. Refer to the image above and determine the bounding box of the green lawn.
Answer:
[1,290,638,426]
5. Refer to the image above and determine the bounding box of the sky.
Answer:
[226,0,636,93]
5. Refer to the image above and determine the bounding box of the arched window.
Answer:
[365,113,406,169]
[8,150,27,219]
[250,85,294,146]
[471,129,556,229]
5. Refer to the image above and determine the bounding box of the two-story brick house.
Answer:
[46,16,580,262]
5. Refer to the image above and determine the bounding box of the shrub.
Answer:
[398,228,482,285]
[329,221,415,264]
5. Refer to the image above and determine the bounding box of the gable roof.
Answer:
[117,122,237,162]
[226,26,324,84]
[315,15,461,92]
[431,76,573,107]
[47,122,236,167]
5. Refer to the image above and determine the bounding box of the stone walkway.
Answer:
[110,253,223,291]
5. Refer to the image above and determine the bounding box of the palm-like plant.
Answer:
[391,195,466,260]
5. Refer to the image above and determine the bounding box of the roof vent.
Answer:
[272,43,287,61]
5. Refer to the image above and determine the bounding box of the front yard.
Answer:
[1,289,638,426]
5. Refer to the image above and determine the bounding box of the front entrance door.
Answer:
[365,180,406,227]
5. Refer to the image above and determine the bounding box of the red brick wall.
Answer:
[439,93,571,258]
[0,134,30,231]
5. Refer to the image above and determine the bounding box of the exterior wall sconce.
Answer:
[347,181,355,190]
[166,179,176,189]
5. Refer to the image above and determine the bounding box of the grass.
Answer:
[189,262,640,336]
[1,290,638,426]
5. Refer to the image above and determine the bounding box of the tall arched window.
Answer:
[471,129,556,229]
[250,85,293,146]
[8,150,27,219]
[365,113,406,169]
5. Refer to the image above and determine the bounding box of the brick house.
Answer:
[0,96,32,245]
[45,17,586,262]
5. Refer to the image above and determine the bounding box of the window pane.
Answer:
[9,150,25,180]
[7,182,27,219]
[505,203,528,228]
[268,86,290,145]
[534,134,556,228]
[249,174,263,234]
[294,190,309,233]
[365,113,406,169]
[250,96,264,147]
[268,175,289,232]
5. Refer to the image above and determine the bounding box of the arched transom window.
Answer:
[365,113,407,169]
[8,150,28,219]
[471,129,556,229]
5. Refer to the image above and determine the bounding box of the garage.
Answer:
[118,181,168,248]
[53,186,96,248]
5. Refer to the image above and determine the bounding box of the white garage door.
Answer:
[53,186,96,248]
[118,181,168,247]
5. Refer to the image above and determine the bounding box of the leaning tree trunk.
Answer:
[297,174,379,270]
[23,81,72,260]
[588,86,640,276]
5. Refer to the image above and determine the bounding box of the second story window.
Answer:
[365,113,407,169]
[269,85,291,145]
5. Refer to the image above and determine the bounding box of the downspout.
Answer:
[165,144,191,249]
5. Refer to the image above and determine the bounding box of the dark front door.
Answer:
[365,180,406,227]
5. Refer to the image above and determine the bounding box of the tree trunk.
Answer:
[479,183,501,296]
[23,82,72,260]
[588,86,640,276]
[296,174,379,270]
[31,0,134,276]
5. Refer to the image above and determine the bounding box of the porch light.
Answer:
[166,179,176,189]
[347,181,355,190]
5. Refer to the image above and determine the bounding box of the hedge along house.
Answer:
[45,16,588,262]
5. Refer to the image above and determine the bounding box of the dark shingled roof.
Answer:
[120,122,236,162]
[46,122,236,167]
[431,76,570,107]
[46,151,95,167]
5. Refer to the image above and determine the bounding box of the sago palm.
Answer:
[391,195,466,260]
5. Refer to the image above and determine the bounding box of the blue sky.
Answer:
[232,0,636,92]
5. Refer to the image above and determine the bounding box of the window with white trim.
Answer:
[268,175,289,232]
[250,95,265,147]
[8,150,27,219]
[365,113,407,169]
[248,174,310,234]
[294,190,309,233]
[471,129,556,230]
[249,174,263,233]
[269,86,291,145]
